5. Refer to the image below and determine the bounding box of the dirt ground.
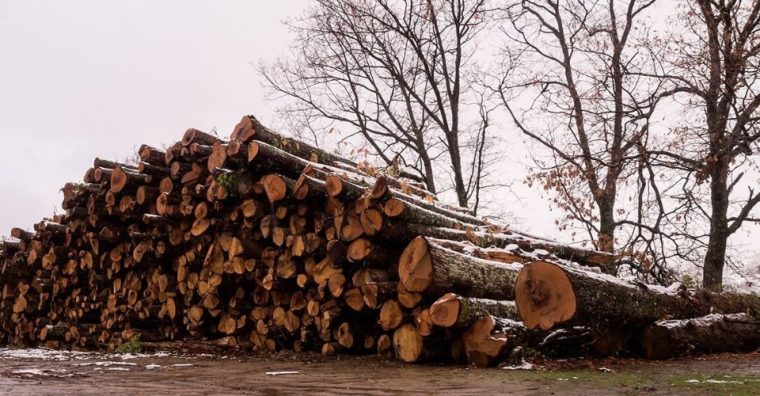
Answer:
[0,348,759,395]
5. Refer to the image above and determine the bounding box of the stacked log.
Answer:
[1,114,758,367]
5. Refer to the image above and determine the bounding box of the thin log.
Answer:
[429,293,518,328]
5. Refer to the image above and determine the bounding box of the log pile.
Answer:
[1,114,759,366]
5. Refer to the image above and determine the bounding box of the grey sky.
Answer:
[0,0,303,234]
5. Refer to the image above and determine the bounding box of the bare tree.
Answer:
[497,0,659,254]
[644,0,760,290]
[260,0,499,212]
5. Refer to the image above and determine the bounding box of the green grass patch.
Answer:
[115,334,142,354]
[491,367,760,394]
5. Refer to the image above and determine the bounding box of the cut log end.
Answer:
[393,323,422,363]
[262,174,287,203]
[208,142,227,173]
[462,315,507,367]
[231,115,257,143]
[429,293,460,328]
[398,237,432,293]
[109,166,129,193]
[247,141,260,162]
[383,199,405,217]
[515,261,577,330]
[325,174,343,197]
[370,176,388,199]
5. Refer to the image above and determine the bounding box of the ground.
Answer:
[0,348,758,395]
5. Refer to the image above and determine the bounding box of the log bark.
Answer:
[233,115,355,168]
[515,260,760,331]
[383,224,614,268]
[639,313,760,359]
[429,293,518,328]
[398,237,521,299]
[181,128,222,147]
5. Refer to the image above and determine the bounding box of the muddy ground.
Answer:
[0,348,758,395]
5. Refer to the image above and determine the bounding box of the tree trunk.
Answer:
[398,237,521,299]
[703,163,729,291]
[382,223,614,267]
[515,260,760,331]
[418,140,437,195]
[596,198,615,253]
[640,313,760,359]
[429,293,518,328]
[447,140,469,208]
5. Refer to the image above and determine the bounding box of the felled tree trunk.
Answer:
[429,293,518,328]
[398,237,522,299]
[515,261,760,331]
[639,313,760,359]
[383,224,614,268]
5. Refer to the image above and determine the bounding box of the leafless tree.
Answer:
[260,0,499,212]
[497,0,660,254]
[643,0,760,290]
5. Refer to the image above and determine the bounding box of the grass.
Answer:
[115,335,141,354]
[496,368,760,395]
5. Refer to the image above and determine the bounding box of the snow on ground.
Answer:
[0,348,181,362]
[0,348,95,361]
[0,347,211,379]
[501,360,535,370]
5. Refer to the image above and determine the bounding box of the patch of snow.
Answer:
[116,351,171,360]
[705,379,744,384]
[598,367,612,373]
[501,360,534,371]
[686,379,699,383]
[145,364,162,370]
[105,367,131,371]
[13,368,48,376]
[265,371,300,376]
[504,244,519,251]
[0,348,94,361]
[171,363,193,368]
[645,282,683,295]
[655,313,752,330]
[75,361,138,367]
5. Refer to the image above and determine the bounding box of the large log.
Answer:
[639,313,760,359]
[398,237,521,299]
[515,260,760,331]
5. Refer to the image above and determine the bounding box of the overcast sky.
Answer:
[0,0,306,233]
